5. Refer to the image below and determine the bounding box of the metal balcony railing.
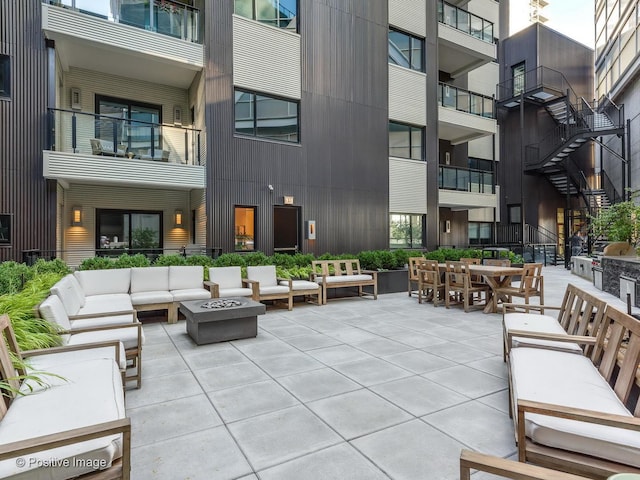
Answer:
[439,165,494,194]
[45,0,201,43]
[437,0,495,44]
[438,83,495,119]
[496,66,578,104]
[47,108,202,166]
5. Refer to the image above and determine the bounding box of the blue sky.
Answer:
[510,0,595,48]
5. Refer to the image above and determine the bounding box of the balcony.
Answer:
[42,1,204,88]
[438,165,497,209]
[437,0,496,78]
[438,83,497,144]
[43,108,205,190]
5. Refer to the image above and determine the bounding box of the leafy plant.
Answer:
[242,252,270,266]
[589,193,640,247]
[392,249,413,268]
[153,254,187,266]
[131,227,159,249]
[213,253,246,267]
[114,253,150,269]
[0,262,34,295]
[78,256,115,270]
[32,258,71,277]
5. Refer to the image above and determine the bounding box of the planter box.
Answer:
[325,269,408,300]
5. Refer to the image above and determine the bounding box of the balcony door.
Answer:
[96,95,162,154]
[273,206,300,254]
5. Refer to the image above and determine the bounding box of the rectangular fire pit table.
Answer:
[179,297,266,345]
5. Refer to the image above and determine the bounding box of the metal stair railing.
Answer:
[601,169,623,205]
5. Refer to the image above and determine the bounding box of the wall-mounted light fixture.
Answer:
[174,209,184,228]
[71,206,82,226]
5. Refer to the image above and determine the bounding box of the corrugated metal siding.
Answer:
[44,152,205,190]
[388,0,426,36]
[43,3,204,68]
[0,0,56,262]
[389,158,427,214]
[233,15,301,99]
[389,64,426,125]
[190,189,207,246]
[206,0,389,255]
[63,185,192,266]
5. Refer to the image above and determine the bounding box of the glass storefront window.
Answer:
[235,206,256,251]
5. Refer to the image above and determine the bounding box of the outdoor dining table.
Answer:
[438,263,525,314]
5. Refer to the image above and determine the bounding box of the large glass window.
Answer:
[96,210,162,254]
[389,122,424,160]
[234,89,299,143]
[235,206,256,251]
[96,96,162,153]
[234,0,298,30]
[512,62,526,96]
[468,222,493,245]
[0,214,11,245]
[0,55,9,98]
[390,214,424,249]
[388,29,425,72]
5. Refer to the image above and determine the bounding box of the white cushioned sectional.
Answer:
[208,266,253,298]
[510,347,640,468]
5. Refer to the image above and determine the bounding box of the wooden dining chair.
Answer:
[407,256,426,297]
[417,260,444,306]
[494,262,543,311]
[444,261,490,312]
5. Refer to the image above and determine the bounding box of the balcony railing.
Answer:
[438,83,495,119]
[47,108,202,166]
[437,0,495,44]
[439,165,494,194]
[45,0,201,43]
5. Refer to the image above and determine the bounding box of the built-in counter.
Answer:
[601,256,640,308]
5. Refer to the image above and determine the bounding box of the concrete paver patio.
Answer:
[127,266,638,480]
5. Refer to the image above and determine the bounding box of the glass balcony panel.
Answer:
[469,93,483,115]
[483,21,493,42]
[457,90,470,113]
[470,14,483,39]
[469,170,481,192]
[483,97,494,118]
[410,128,423,160]
[457,169,469,190]
[443,4,457,28]
[440,167,458,190]
[442,85,456,108]
[457,9,470,34]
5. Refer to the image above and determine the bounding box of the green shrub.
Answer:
[279,265,313,279]
[78,257,115,270]
[392,249,413,268]
[242,251,270,266]
[292,253,315,267]
[424,249,446,263]
[271,253,296,268]
[0,262,34,295]
[153,254,187,266]
[113,253,151,269]
[213,253,246,267]
[32,258,71,277]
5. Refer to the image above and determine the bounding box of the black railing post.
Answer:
[47,109,55,150]
[71,112,77,153]
[150,126,156,157]
[184,129,189,164]
[112,120,118,148]
[197,132,201,165]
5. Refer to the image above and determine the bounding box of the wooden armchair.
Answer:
[444,261,490,312]
[246,265,293,310]
[417,260,444,306]
[494,262,543,311]
[408,256,426,297]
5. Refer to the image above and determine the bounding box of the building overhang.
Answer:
[438,24,496,78]
[438,106,497,145]
[438,190,497,210]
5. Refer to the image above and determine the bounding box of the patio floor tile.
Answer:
[283,333,342,351]
[258,443,389,480]
[381,350,457,374]
[227,405,341,471]
[194,362,269,392]
[125,371,203,409]
[277,368,361,402]
[255,352,324,377]
[332,357,413,386]
[307,344,373,365]
[422,365,506,399]
[307,389,412,440]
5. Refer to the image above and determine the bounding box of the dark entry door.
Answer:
[273,206,300,254]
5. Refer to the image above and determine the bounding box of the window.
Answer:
[509,205,522,224]
[388,29,425,72]
[235,206,256,251]
[234,89,299,143]
[512,62,526,96]
[96,209,163,254]
[390,214,423,249]
[96,96,162,152]
[0,55,9,98]
[0,214,12,245]
[389,121,424,160]
[468,222,493,245]
[235,0,298,30]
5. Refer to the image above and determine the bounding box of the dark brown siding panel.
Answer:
[0,1,55,262]
[206,0,389,255]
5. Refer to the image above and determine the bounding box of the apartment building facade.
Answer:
[0,0,499,264]
[595,0,640,199]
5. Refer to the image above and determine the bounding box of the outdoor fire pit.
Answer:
[179,297,266,345]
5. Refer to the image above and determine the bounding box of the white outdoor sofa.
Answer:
[0,314,131,480]
[51,266,212,324]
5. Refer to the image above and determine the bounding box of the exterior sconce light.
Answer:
[174,209,184,228]
[71,206,82,226]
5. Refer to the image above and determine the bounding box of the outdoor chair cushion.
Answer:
[130,267,169,293]
[510,347,640,468]
[503,312,583,353]
[281,280,321,291]
[169,266,204,291]
[25,346,122,374]
[50,274,85,315]
[209,267,244,289]
[0,358,125,479]
[79,294,133,317]
[130,291,173,305]
[258,285,290,295]
[68,326,141,352]
[325,274,373,284]
[218,287,253,298]
[247,266,279,287]
[74,269,131,296]
[171,288,211,302]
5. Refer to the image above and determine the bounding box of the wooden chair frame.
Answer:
[408,256,426,297]
[495,263,544,311]
[444,261,490,312]
[417,260,444,306]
